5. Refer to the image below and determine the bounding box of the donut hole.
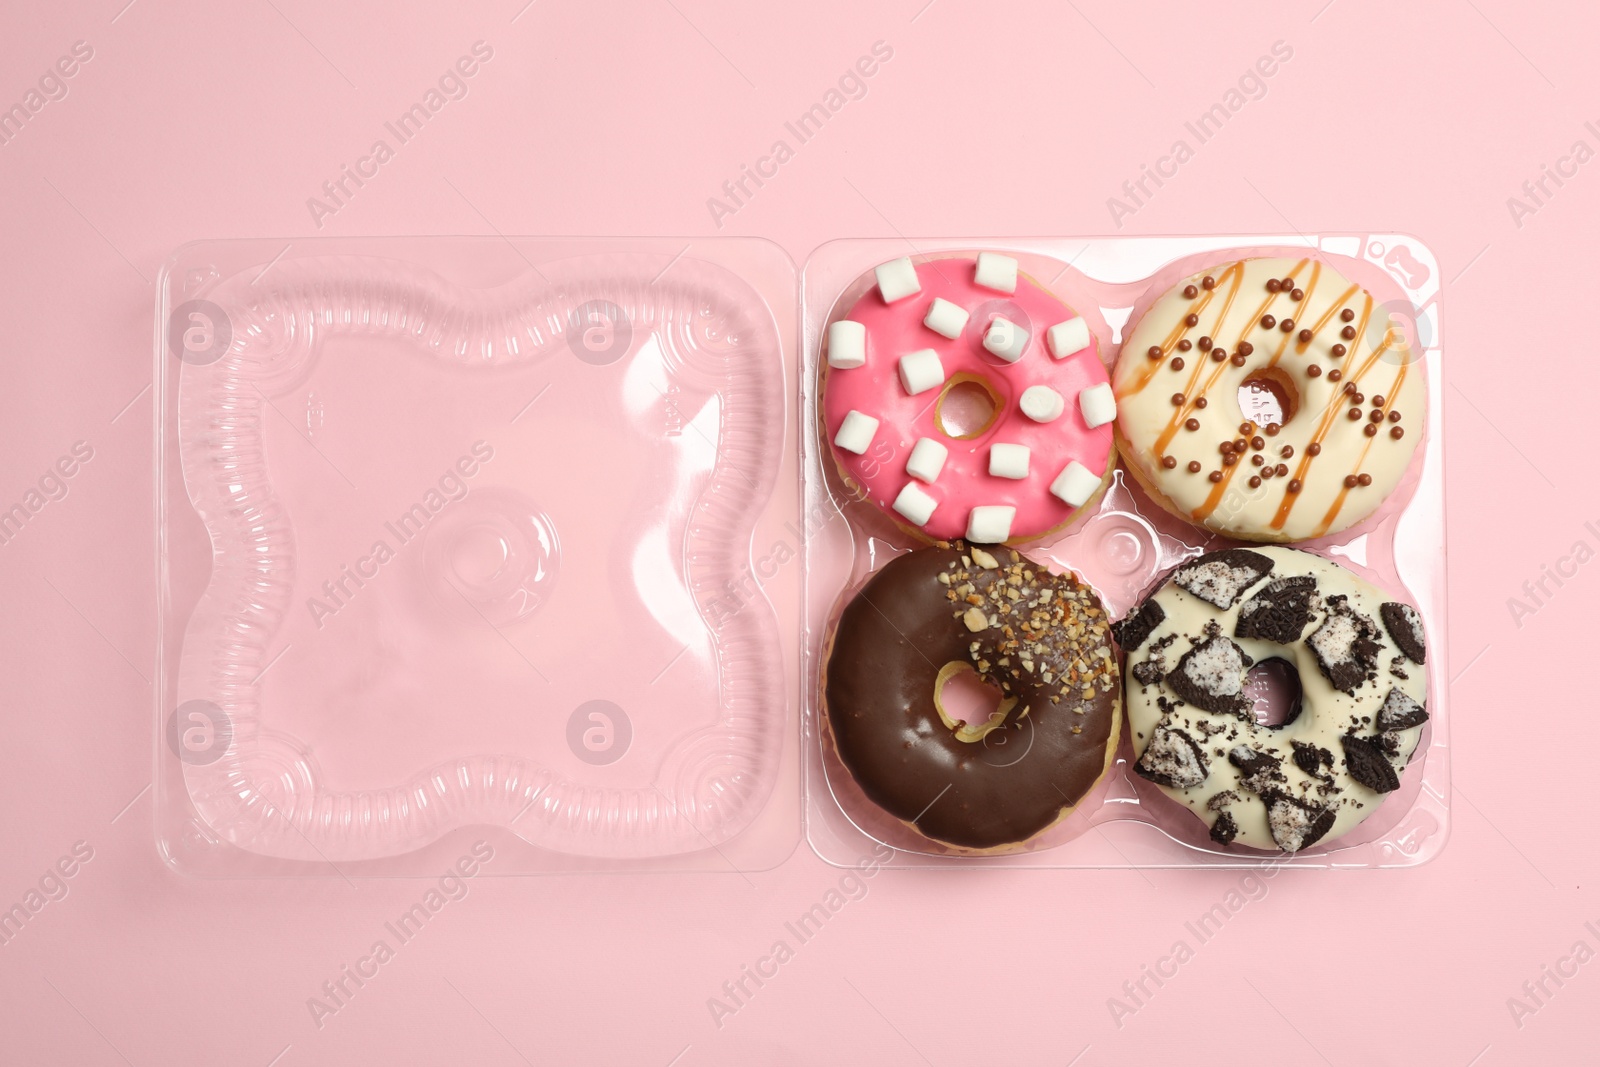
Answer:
[1243,658,1304,729]
[933,661,1016,743]
[933,374,1002,439]
[1237,368,1299,428]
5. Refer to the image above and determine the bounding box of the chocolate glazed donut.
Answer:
[823,543,1121,851]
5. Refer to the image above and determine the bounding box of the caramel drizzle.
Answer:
[1121,261,1245,397]
[1310,351,1409,537]
[1189,259,1320,521]
[1151,259,1306,459]
[1267,295,1402,531]
[1289,282,1359,358]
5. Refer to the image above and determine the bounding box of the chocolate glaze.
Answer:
[824,544,1119,851]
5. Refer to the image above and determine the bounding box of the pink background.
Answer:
[0,0,1590,1063]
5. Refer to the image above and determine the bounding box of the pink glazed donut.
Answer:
[822,253,1117,544]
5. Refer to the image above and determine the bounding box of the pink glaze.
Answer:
[823,257,1114,541]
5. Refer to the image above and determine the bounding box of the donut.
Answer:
[822,253,1116,545]
[1113,256,1424,542]
[1116,546,1429,852]
[823,542,1121,851]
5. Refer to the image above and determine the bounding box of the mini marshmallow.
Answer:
[906,437,949,483]
[897,348,946,395]
[892,482,939,527]
[923,297,970,339]
[1046,317,1091,359]
[833,410,879,454]
[1020,385,1065,423]
[875,257,921,303]
[989,443,1031,479]
[982,316,1030,363]
[1050,460,1102,507]
[1078,382,1117,428]
[974,252,1018,294]
[827,320,867,369]
[966,505,1016,544]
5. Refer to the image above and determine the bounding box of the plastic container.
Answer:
[800,234,1448,869]
[155,232,1447,876]
[154,237,801,876]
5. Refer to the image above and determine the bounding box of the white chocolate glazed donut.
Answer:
[1113,257,1424,542]
[1116,546,1428,853]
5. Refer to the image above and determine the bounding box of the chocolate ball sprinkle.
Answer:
[1195,397,1208,408]
[1212,349,1227,362]
[1185,313,1199,327]
[1332,343,1346,357]
[1340,308,1355,322]
[1198,336,1213,351]
[1372,394,1385,406]
[1369,409,1385,423]
[1178,338,1193,351]
[1307,442,1322,456]
[1290,288,1304,301]
[1280,445,1294,458]
[1188,460,1202,473]
[1390,426,1404,439]
[1224,453,1238,467]
[1208,471,1223,483]
[1239,421,1254,434]
[1249,476,1262,488]
[1266,279,1281,293]
[1251,436,1265,450]
[1261,466,1275,479]
[1183,285,1198,299]
[1264,423,1280,437]
[1344,475,1359,489]
[1281,277,1295,289]
[1185,418,1200,431]
[1388,410,1401,422]
[1162,455,1177,469]
[1275,464,1289,477]
[1287,479,1302,492]
[1148,346,1163,360]
[1348,408,1363,421]
[1251,454,1264,467]
[1280,318,1295,333]
[1341,325,1356,340]
[1307,365,1323,378]
[1171,357,1185,371]
[1172,393,1186,406]
[1327,369,1342,382]
[1237,341,1254,356]
[1260,314,1276,329]
[1230,353,1247,367]
[1202,276,1215,290]
[1298,328,1313,343]
[1358,473,1372,486]
[1363,424,1379,437]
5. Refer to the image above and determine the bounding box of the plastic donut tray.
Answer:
[154,233,1446,875]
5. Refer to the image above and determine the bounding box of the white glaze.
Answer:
[1114,257,1424,541]
[1123,546,1428,852]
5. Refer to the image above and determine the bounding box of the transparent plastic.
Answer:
[801,235,1448,869]
[155,237,801,876]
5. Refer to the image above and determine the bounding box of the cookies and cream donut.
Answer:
[1114,257,1424,542]
[823,254,1116,544]
[824,542,1121,851]
[1117,546,1428,852]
